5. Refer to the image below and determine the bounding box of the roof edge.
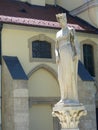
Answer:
[0,15,85,31]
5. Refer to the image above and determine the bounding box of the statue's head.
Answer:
[56,13,67,28]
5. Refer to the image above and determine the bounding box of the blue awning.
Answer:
[78,60,94,81]
[3,56,94,81]
[3,56,28,80]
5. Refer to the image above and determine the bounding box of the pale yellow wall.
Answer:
[2,24,98,80]
[77,32,98,46]
[2,24,57,75]
[28,68,60,97]
[29,104,53,130]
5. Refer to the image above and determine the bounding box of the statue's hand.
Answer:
[55,49,60,63]
[56,55,60,63]
[73,55,78,61]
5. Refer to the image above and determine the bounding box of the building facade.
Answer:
[0,0,98,130]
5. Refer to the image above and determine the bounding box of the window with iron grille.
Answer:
[32,40,52,59]
[83,44,95,76]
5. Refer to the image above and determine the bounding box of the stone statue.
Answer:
[53,15,87,127]
[55,13,80,105]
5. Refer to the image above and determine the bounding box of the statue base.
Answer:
[54,99,81,107]
[61,128,79,130]
[52,99,87,129]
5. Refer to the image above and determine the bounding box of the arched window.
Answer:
[32,40,51,59]
[28,34,55,63]
[83,44,95,76]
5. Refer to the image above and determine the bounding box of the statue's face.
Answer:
[58,14,67,28]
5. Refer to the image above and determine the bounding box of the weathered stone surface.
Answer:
[2,59,29,130]
[78,79,96,130]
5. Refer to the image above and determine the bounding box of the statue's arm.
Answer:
[73,29,80,60]
[70,28,80,60]
[55,40,60,63]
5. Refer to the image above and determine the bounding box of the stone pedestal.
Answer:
[61,129,79,130]
[52,101,87,130]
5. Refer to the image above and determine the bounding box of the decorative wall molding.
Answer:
[29,97,60,107]
[28,64,58,80]
[28,34,56,63]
